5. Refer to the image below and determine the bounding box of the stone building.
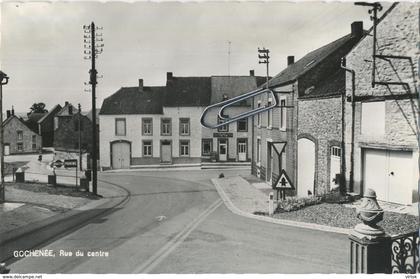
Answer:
[252,22,365,197]
[37,104,62,147]
[3,114,42,155]
[343,3,419,204]
[53,102,94,153]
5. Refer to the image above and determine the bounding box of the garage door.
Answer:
[297,138,315,197]
[363,149,412,204]
[112,141,130,169]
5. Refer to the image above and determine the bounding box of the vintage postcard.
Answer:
[0,1,418,276]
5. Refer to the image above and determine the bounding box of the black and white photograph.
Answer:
[0,0,418,275]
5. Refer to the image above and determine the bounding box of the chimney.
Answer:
[139,79,143,91]
[351,21,363,38]
[6,110,10,118]
[167,72,173,81]
[65,101,69,106]
[11,106,14,116]
[69,105,73,115]
[249,70,255,76]
[287,56,295,66]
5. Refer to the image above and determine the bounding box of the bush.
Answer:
[275,196,322,213]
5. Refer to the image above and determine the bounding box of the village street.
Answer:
[8,169,349,274]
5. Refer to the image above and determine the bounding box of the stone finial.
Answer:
[352,188,386,240]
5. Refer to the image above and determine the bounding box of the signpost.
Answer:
[273,169,294,201]
[64,159,78,189]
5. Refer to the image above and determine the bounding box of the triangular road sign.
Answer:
[274,169,294,189]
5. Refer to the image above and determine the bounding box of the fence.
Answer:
[350,188,419,274]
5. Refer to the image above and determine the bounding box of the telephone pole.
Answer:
[258,47,270,89]
[83,22,103,195]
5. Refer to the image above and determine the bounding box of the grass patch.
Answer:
[5,182,100,200]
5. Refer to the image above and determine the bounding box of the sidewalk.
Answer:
[212,176,419,236]
[0,180,128,262]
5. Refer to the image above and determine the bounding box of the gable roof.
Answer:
[56,102,78,117]
[100,86,165,115]
[26,112,46,133]
[210,76,258,105]
[165,76,211,107]
[2,115,40,135]
[268,33,362,88]
[38,104,62,124]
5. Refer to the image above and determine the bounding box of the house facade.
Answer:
[53,102,94,152]
[37,104,62,147]
[99,72,261,170]
[3,114,42,155]
[252,22,365,197]
[343,3,419,205]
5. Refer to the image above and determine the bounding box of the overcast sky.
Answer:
[0,1,387,113]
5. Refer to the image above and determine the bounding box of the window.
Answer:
[280,97,287,131]
[257,138,261,164]
[17,131,23,141]
[54,117,59,130]
[267,99,272,128]
[143,141,152,157]
[238,139,247,153]
[180,140,190,156]
[115,118,126,136]
[161,118,171,136]
[17,143,23,152]
[217,117,229,132]
[179,118,190,136]
[32,135,37,150]
[361,101,385,136]
[142,118,153,135]
[237,119,248,132]
[257,101,261,127]
[202,139,213,156]
[331,146,341,158]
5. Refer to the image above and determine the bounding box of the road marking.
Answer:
[134,199,223,274]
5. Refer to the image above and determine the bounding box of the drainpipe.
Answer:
[340,57,355,193]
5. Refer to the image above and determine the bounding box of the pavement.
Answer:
[211,175,418,235]
[0,179,128,263]
[8,169,350,273]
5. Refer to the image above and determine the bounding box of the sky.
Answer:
[0,1,389,114]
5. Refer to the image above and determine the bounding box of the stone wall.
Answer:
[297,96,343,194]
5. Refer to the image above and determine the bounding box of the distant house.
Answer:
[53,102,95,152]
[37,104,62,147]
[343,3,418,205]
[252,21,365,197]
[25,112,47,134]
[3,113,42,155]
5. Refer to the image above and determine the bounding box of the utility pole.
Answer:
[355,2,382,88]
[0,71,9,203]
[83,22,103,195]
[258,47,270,89]
[78,104,82,172]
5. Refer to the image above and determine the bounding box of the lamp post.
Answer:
[0,71,9,203]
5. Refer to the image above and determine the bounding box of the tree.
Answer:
[29,103,48,114]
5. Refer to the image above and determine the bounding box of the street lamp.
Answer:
[0,71,9,203]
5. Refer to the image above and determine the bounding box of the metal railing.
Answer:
[391,230,419,273]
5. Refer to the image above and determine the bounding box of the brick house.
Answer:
[53,102,94,153]
[37,104,62,147]
[3,114,42,155]
[252,22,365,197]
[99,72,261,170]
[343,3,419,205]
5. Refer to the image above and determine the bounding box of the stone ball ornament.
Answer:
[353,188,387,239]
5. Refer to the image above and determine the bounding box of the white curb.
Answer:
[211,178,351,235]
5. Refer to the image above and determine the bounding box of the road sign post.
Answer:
[273,169,294,200]
[64,159,78,189]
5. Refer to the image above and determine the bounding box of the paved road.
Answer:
[9,169,349,273]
